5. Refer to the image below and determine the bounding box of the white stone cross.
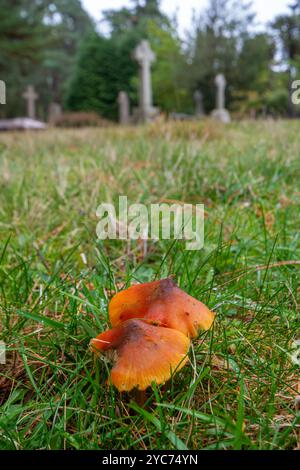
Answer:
[215,74,226,110]
[211,73,231,123]
[22,85,38,119]
[134,40,156,122]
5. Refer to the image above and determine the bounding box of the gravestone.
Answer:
[211,74,231,123]
[48,102,62,125]
[134,40,157,123]
[194,90,204,118]
[22,85,38,119]
[117,91,130,125]
[0,80,5,105]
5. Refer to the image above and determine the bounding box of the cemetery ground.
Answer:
[0,119,299,450]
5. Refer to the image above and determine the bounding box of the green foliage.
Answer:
[103,0,168,36]
[0,0,94,119]
[66,0,176,120]
[0,0,47,62]
[66,32,139,121]
[237,34,275,92]
[40,0,95,101]
[271,0,300,115]
[187,0,274,113]
[0,0,48,118]
[264,88,290,114]
[271,0,300,64]
[149,21,192,113]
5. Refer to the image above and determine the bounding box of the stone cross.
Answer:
[117,91,130,125]
[22,85,38,119]
[211,74,231,123]
[194,90,204,117]
[215,74,226,110]
[134,40,156,122]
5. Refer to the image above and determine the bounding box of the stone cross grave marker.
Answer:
[211,74,231,123]
[117,91,130,125]
[216,74,226,110]
[134,40,156,122]
[22,85,38,119]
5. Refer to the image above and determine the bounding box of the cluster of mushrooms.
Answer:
[90,278,215,395]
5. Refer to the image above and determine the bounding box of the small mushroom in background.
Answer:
[90,318,190,401]
[109,278,215,338]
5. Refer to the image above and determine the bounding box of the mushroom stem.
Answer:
[132,389,147,406]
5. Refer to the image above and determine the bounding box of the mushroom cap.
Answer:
[90,318,190,391]
[109,278,215,338]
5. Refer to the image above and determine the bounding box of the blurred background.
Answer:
[1,0,300,121]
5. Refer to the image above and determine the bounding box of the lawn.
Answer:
[0,119,299,450]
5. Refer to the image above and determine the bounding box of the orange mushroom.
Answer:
[109,278,215,338]
[90,318,190,392]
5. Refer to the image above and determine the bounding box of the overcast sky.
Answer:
[82,0,290,36]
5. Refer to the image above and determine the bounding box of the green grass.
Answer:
[0,119,299,450]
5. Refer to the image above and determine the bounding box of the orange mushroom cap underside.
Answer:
[109,278,215,338]
[90,319,190,391]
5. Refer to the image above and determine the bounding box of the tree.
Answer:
[37,0,94,120]
[186,0,277,115]
[103,0,168,36]
[271,0,300,115]
[0,0,49,117]
[148,21,191,113]
[0,0,47,62]
[237,34,274,91]
[230,33,275,114]
[66,0,181,119]
[0,0,94,118]
[65,33,139,120]
[187,0,256,111]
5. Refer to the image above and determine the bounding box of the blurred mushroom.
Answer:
[109,278,215,338]
[90,318,190,392]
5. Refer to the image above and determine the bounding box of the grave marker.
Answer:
[22,85,38,119]
[134,40,157,122]
[211,74,231,123]
[118,91,130,125]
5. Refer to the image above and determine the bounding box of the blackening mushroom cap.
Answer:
[109,278,215,338]
[90,318,190,392]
